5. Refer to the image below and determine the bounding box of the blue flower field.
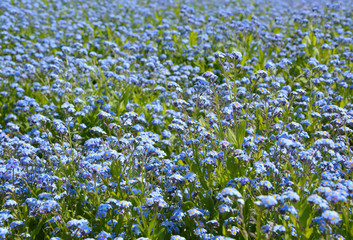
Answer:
[0,0,353,239]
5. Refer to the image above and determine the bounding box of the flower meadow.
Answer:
[1,0,353,239]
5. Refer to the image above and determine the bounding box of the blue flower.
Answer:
[171,235,186,240]
[67,219,91,237]
[10,220,24,230]
[322,210,341,224]
[228,226,240,236]
[0,227,9,240]
[217,187,242,200]
[228,50,242,61]
[218,204,232,214]
[255,195,278,208]
[273,225,286,235]
[96,231,111,240]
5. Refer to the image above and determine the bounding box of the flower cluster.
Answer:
[0,0,352,239]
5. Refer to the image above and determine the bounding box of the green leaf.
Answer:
[246,34,253,48]
[299,202,312,229]
[226,157,237,175]
[303,35,311,46]
[225,128,238,146]
[177,160,184,166]
[258,49,265,67]
[30,217,46,239]
[304,227,313,239]
[154,11,163,22]
[189,31,198,47]
[225,120,246,149]
[182,201,195,210]
[148,215,157,236]
[202,193,215,217]
[236,120,246,148]
[199,117,208,128]
[110,160,121,180]
[106,26,112,40]
[310,31,317,46]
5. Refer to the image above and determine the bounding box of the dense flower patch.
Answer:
[0,0,353,239]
